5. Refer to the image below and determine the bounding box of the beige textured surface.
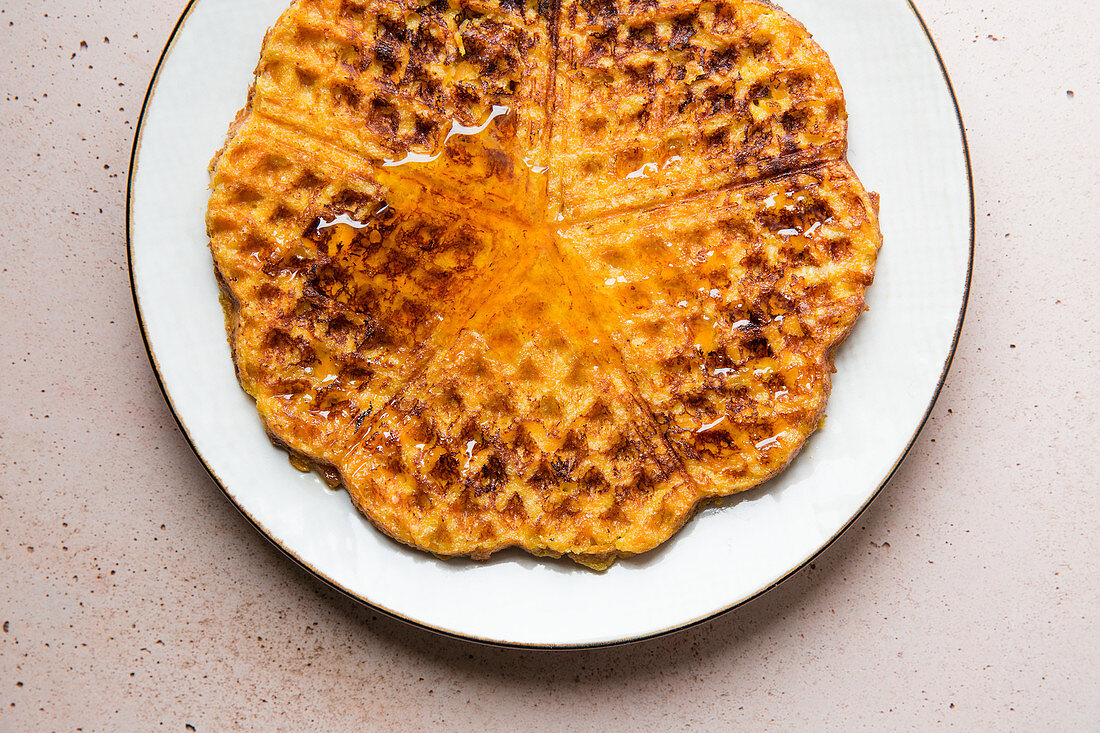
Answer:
[1,0,1097,729]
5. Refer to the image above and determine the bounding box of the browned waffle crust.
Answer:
[207,0,882,569]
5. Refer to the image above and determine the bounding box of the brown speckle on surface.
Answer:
[0,0,1097,730]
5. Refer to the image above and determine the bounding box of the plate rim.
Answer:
[126,0,975,650]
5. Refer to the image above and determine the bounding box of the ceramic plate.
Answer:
[128,0,972,647]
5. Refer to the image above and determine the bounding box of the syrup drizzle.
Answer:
[625,161,658,180]
[523,156,549,174]
[696,415,728,433]
[754,435,780,450]
[315,204,390,231]
[382,105,512,167]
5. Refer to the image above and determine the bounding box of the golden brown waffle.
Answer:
[207,0,882,568]
[553,0,847,220]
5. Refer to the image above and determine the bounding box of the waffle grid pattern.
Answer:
[207,0,882,567]
[553,0,847,219]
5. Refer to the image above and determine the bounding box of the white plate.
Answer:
[128,0,972,647]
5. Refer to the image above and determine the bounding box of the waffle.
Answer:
[207,0,882,568]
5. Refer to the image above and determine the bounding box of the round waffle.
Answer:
[207,0,881,569]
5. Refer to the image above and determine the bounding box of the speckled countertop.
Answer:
[2,1,1097,729]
